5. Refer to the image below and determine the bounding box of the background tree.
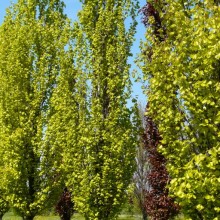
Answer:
[60,0,140,219]
[141,0,220,219]
[0,0,71,219]
[132,104,149,220]
[55,188,74,220]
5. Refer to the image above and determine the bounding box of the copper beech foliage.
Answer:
[143,106,179,220]
[140,1,179,219]
[139,0,166,42]
[55,188,74,220]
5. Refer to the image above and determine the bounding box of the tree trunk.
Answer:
[61,212,71,220]
[25,215,35,220]
[143,213,147,220]
[142,207,148,220]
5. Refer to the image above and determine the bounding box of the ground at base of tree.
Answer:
[3,211,188,220]
[71,214,142,220]
[2,212,142,220]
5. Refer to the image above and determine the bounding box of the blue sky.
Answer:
[0,0,147,107]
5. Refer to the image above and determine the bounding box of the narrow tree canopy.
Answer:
[0,0,72,219]
[141,0,220,219]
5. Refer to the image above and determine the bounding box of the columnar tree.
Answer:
[43,20,87,219]
[55,188,74,220]
[141,0,220,219]
[62,0,139,219]
[0,0,71,219]
[139,2,179,219]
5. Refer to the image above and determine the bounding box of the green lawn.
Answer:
[3,213,142,220]
[34,214,141,220]
[117,214,142,220]
[3,215,187,220]
[3,209,187,220]
[71,213,142,220]
[34,216,60,220]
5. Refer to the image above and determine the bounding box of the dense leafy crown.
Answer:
[141,0,220,219]
[45,0,139,219]
[0,0,71,218]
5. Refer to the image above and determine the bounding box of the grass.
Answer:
[2,210,23,220]
[3,213,142,220]
[3,214,141,220]
[71,213,142,220]
[2,216,23,220]
[34,216,60,220]
[71,213,84,220]
[2,212,188,220]
[118,214,142,220]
